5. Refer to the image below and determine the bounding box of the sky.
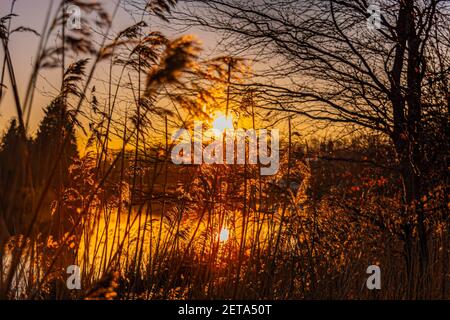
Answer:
[0,0,325,150]
[0,0,220,136]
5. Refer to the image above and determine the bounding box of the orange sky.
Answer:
[0,0,221,136]
[0,0,329,153]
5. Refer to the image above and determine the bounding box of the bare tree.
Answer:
[174,0,450,286]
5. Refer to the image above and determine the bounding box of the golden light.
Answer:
[219,228,230,242]
[212,112,233,134]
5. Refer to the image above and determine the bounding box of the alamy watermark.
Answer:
[171,122,280,176]
[66,264,81,290]
[366,265,381,290]
[66,5,81,30]
[367,3,382,31]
